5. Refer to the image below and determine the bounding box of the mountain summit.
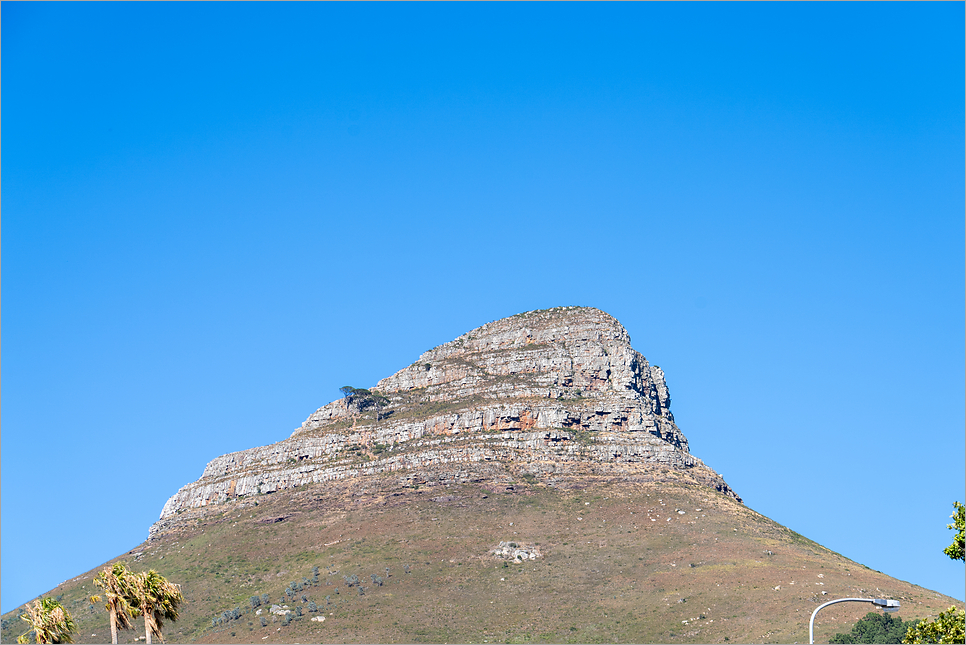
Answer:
[7,307,961,644]
[154,307,736,535]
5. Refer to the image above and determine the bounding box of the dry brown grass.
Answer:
[3,476,961,644]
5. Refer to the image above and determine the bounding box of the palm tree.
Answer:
[129,570,184,644]
[91,563,137,645]
[17,597,76,644]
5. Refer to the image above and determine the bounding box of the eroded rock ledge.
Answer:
[151,307,739,538]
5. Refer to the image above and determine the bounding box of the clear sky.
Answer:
[2,2,963,615]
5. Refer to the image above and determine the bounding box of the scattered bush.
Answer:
[249,595,261,609]
[260,617,267,627]
[340,386,389,415]
[308,601,318,613]
[830,611,918,643]
[260,593,269,605]
[903,606,965,644]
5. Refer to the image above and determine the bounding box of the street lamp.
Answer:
[809,597,900,643]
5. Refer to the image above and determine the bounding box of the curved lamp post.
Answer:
[809,597,900,644]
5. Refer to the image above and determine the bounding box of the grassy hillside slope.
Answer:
[3,474,961,644]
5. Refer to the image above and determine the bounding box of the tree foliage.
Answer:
[902,607,966,645]
[17,597,76,644]
[339,386,389,415]
[943,502,964,562]
[830,611,919,644]
[92,564,137,645]
[900,503,966,644]
[91,564,182,645]
[129,569,183,644]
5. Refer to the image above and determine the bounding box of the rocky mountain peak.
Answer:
[152,307,738,537]
[413,306,630,361]
[375,306,653,403]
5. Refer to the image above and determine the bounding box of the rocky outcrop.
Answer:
[152,307,739,538]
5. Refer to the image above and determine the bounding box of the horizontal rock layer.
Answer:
[152,307,739,538]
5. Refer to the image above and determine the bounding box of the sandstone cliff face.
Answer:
[152,307,738,537]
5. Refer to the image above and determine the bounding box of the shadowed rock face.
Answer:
[152,307,739,538]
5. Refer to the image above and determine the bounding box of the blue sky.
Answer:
[2,2,963,614]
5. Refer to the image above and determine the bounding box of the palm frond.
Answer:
[130,570,184,643]
[93,564,138,630]
[17,597,76,644]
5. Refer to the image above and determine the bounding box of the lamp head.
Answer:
[873,599,900,613]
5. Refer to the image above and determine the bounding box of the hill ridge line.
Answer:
[152,307,739,538]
